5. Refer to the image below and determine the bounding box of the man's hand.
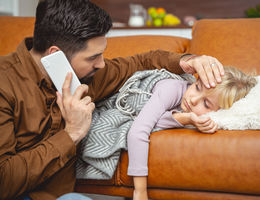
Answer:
[180,55,224,88]
[189,112,218,134]
[56,72,95,145]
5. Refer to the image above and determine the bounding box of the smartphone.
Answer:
[41,51,81,95]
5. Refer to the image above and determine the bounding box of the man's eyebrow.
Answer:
[87,53,102,59]
[87,45,107,59]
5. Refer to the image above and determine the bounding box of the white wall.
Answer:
[0,0,13,15]
[0,0,38,16]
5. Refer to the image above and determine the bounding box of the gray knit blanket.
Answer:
[76,69,195,180]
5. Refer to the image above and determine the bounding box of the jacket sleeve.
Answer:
[0,89,76,199]
[88,50,185,102]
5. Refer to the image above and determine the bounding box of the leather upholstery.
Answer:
[1,16,260,200]
[0,16,35,56]
[104,35,190,59]
[188,18,260,74]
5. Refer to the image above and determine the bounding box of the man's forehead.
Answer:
[85,37,107,54]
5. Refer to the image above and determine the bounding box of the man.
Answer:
[0,0,224,199]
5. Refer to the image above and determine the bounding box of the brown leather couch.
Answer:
[1,16,260,200]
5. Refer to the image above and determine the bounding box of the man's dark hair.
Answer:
[33,0,112,59]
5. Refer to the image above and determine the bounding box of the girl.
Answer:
[127,66,257,200]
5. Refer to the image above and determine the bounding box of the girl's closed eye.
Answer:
[204,99,210,109]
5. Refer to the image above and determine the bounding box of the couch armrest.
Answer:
[117,129,260,195]
[76,128,260,198]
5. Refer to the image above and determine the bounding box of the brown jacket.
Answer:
[0,38,184,200]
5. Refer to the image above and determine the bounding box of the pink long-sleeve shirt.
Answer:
[127,79,190,176]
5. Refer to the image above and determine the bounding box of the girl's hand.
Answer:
[190,112,218,134]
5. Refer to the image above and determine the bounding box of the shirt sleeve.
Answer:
[127,79,186,176]
[0,88,76,199]
[88,50,185,102]
[156,109,184,129]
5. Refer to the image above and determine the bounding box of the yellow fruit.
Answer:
[163,14,181,26]
[146,20,152,27]
[148,7,157,15]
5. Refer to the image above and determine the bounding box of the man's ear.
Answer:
[48,46,60,54]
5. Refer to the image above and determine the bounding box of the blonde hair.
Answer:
[207,66,257,109]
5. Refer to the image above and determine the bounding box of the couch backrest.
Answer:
[188,18,260,74]
[104,35,190,59]
[1,16,259,76]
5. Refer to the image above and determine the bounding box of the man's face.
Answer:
[181,79,220,116]
[70,36,107,85]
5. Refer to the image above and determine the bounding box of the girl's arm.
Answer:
[127,79,187,199]
[173,112,218,133]
[172,112,191,125]
[127,90,166,199]
[133,177,148,200]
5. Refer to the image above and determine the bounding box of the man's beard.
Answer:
[79,69,99,85]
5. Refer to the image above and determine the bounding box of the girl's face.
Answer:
[181,79,220,116]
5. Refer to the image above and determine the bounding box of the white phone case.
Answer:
[41,51,81,95]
